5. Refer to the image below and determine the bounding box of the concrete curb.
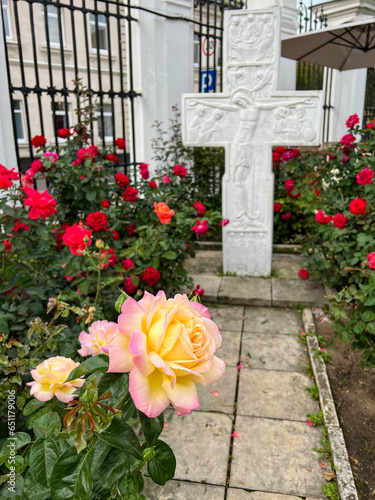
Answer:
[302,308,358,500]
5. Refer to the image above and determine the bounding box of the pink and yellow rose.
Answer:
[26,356,84,403]
[105,291,225,418]
[78,320,119,357]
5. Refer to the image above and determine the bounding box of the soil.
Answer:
[313,312,375,499]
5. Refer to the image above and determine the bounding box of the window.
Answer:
[2,0,12,39]
[90,14,108,52]
[13,100,25,142]
[194,33,200,65]
[97,104,113,141]
[53,102,71,134]
[41,5,63,48]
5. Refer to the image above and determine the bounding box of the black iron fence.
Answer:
[296,0,332,143]
[194,0,244,94]
[363,68,375,126]
[2,0,140,176]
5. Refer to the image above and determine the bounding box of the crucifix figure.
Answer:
[182,7,323,277]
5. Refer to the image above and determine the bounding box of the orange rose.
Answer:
[153,202,175,224]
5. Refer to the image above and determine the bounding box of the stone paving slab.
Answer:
[241,332,306,372]
[196,366,237,414]
[218,277,272,306]
[207,305,244,332]
[188,273,221,301]
[243,307,302,334]
[230,416,324,497]
[162,410,232,485]
[184,250,223,274]
[272,279,326,308]
[217,330,242,367]
[272,260,301,279]
[237,369,319,421]
[143,478,225,500]
[227,489,317,500]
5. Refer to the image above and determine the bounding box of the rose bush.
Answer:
[274,114,375,368]
[0,291,224,498]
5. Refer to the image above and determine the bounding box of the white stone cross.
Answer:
[182,6,323,277]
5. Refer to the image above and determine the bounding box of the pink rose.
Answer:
[281,212,292,220]
[219,219,230,227]
[315,209,332,224]
[192,219,209,236]
[78,320,119,357]
[121,259,135,271]
[356,168,373,186]
[193,202,206,217]
[333,213,348,229]
[345,113,359,129]
[105,291,225,417]
[163,176,171,184]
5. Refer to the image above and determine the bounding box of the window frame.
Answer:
[13,100,26,143]
[2,0,12,40]
[53,102,72,141]
[41,5,64,49]
[97,103,114,142]
[89,13,108,54]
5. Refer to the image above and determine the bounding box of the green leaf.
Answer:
[51,446,94,500]
[91,441,111,473]
[33,412,61,439]
[23,398,46,416]
[30,438,59,487]
[362,310,375,323]
[99,419,143,460]
[364,294,375,307]
[85,190,97,202]
[340,330,352,343]
[353,321,366,335]
[139,411,164,445]
[147,440,176,486]
[333,321,345,332]
[366,322,375,335]
[0,432,31,466]
[93,448,134,489]
[66,354,109,382]
[161,251,177,260]
[23,471,50,500]
[78,281,91,296]
[27,406,52,430]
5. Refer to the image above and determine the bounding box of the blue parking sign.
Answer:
[200,70,217,93]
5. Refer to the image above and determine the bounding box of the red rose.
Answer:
[30,160,44,174]
[101,200,110,208]
[272,152,281,163]
[349,198,366,215]
[115,172,130,188]
[31,135,47,148]
[298,268,310,280]
[126,224,136,236]
[0,165,19,180]
[104,248,117,266]
[356,168,373,186]
[367,253,375,269]
[13,220,30,232]
[121,258,135,271]
[0,175,13,190]
[193,202,206,217]
[173,164,187,178]
[3,239,13,251]
[55,231,64,250]
[106,154,119,163]
[193,284,204,298]
[124,276,139,295]
[367,121,375,129]
[23,188,57,220]
[281,212,292,220]
[122,186,138,203]
[274,203,282,213]
[345,113,359,129]
[340,134,356,148]
[191,219,209,236]
[149,180,157,189]
[62,224,92,255]
[58,128,72,139]
[115,138,126,149]
[315,190,320,197]
[139,163,149,180]
[281,149,300,162]
[315,209,332,224]
[141,266,161,286]
[341,155,350,164]
[285,179,295,192]
[333,213,349,229]
[86,212,108,232]
[111,229,120,241]
[76,145,99,162]
[275,146,285,155]
[219,219,229,227]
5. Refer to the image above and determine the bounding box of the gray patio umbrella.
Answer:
[281,16,375,71]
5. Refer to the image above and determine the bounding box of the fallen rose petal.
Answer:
[319,461,327,470]
[231,432,241,437]
[163,422,168,428]
[238,365,243,370]
[306,420,312,426]
[211,391,220,398]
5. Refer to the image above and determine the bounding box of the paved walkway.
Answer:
[144,250,329,500]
